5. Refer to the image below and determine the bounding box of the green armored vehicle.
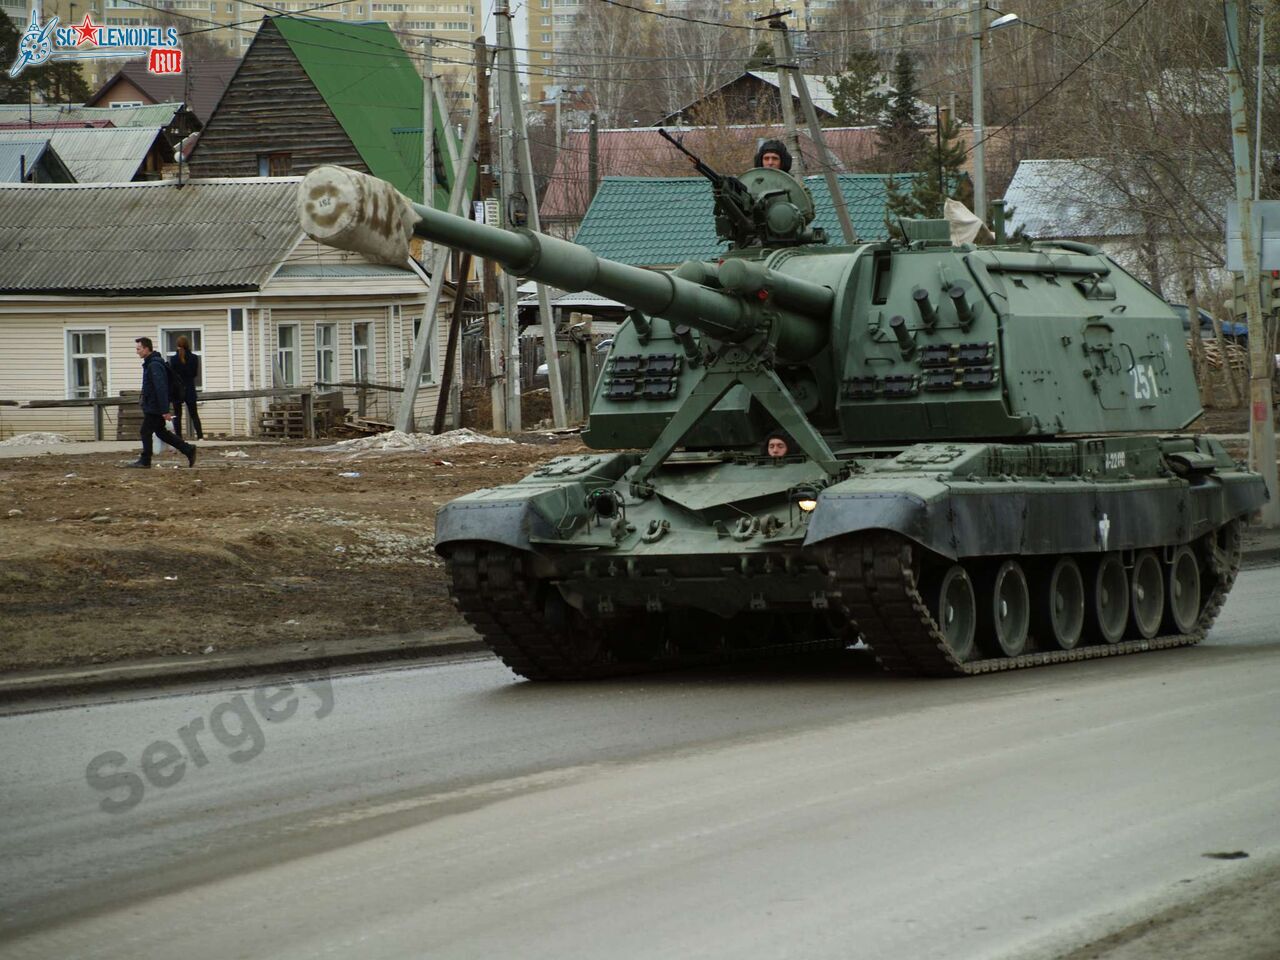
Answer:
[298,160,1266,678]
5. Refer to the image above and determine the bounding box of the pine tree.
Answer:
[875,49,928,174]
[883,174,924,230]
[826,47,888,126]
[911,112,972,218]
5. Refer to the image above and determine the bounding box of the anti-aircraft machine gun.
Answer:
[298,163,1265,679]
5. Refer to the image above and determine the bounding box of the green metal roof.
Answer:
[274,17,456,205]
[572,174,922,265]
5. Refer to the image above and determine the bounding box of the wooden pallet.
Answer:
[258,395,347,439]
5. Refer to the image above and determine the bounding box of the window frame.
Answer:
[65,328,110,400]
[257,152,292,177]
[275,323,301,387]
[352,320,375,384]
[315,322,338,386]
[409,315,437,386]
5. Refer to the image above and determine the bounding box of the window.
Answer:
[315,323,337,385]
[353,322,373,383]
[67,330,108,399]
[160,327,204,389]
[110,100,145,108]
[229,308,244,332]
[410,317,435,385]
[276,325,299,386]
[257,152,292,177]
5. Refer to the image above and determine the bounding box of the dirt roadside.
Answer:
[0,432,584,673]
[0,407,1273,675]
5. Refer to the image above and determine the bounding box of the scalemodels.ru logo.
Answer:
[7,6,182,79]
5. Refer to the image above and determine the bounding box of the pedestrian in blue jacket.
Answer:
[126,337,197,469]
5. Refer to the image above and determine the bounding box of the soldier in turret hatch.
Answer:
[754,139,792,172]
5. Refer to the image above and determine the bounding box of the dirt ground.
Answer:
[0,432,585,673]
[0,404,1273,674]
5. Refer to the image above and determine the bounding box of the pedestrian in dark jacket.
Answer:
[168,335,203,441]
[126,337,197,469]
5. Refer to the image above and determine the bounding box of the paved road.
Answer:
[2,569,1278,959]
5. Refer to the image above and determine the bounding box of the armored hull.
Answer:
[436,434,1252,677]
[298,165,1267,678]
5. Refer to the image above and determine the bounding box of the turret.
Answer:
[298,166,1205,482]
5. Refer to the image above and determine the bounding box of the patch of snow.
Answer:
[305,428,515,454]
[0,432,74,447]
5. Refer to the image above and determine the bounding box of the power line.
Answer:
[588,0,971,36]
[964,0,1154,160]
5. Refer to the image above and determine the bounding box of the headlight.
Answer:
[791,484,820,514]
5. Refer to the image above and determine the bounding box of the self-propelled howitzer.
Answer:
[298,165,1265,679]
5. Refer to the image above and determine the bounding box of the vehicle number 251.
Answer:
[1131,363,1160,400]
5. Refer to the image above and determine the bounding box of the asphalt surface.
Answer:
[1,568,1278,959]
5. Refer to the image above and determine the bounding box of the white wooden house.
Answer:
[0,178,457,439]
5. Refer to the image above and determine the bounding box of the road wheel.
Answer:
[1164,546,1202,635]
[1034,556,1085,650]
[979,560,1030,657]
[1129,550,1165,640]
[1087,553,1129,644]
[923,564,978,662]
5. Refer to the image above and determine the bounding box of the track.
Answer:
[446,546,841,680]
[826,526,1242,676]
[447,524,1243,680]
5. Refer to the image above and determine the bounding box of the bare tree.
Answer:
[659,0,752,115]
[559,2,660,127]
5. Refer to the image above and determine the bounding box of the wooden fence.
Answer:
[18,388,317,440]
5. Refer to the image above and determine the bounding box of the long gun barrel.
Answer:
[298,165,829,361]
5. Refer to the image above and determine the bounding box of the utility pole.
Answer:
[767,14,804,178]
[435,86,459,168]
[588,112,599,201]
[397,101,481,433]
[1225,0,1279,526]
[494,2,522,430]
[970,0,987,220]
[420,35,435,268]
[421,35,434,207]
[496,0,569,428]
[772,17,857,244]
[475,37,506,432]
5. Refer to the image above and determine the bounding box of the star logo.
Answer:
[72,12,99,46]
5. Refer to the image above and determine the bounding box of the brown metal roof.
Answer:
[86,59,242,126]
[0,178,304,295]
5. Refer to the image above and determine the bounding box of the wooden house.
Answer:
[188,17,458,207]
[86,58,240,126]
[0,178,456,440]
[657,71,841,127]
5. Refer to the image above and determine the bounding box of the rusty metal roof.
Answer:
[0,178,305,295]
